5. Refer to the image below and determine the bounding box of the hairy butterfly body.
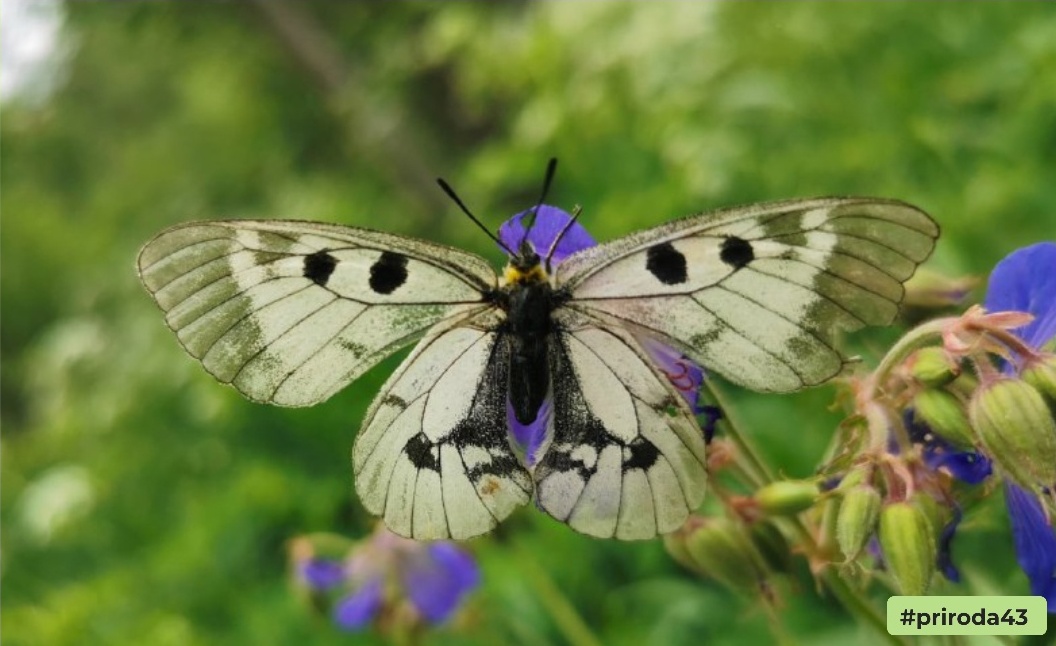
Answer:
[138,189,938,540]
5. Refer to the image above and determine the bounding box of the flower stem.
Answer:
[820,569,905,646]
[702,381,773,487]
[516,547,604,646]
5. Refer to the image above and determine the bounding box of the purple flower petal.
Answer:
[334,577,384,630]
[984,242,1056,353]
[1004,483,1056,611]
[928,451,992,485]
[936,506,964,582]
[299,558,346,590]
[700,405,722,444]
[507,397,551,467]
[497,205,596,265]
[902,409,991,484]
[637,335,706,414]
[402,543,480,624]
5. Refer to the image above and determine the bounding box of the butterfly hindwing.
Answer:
[137,220,496,406]
[352,310,533,540]
[555,198,938,392]
[533,310,708,540]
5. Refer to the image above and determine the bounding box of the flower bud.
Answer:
[836,485,882,561]
[969,378,1056,491]
[878,501,936,595]
[1021,357,1056,405]
[683,517,767,593]
[910,493,951,538]
[901,269,975,311]
[754,480,821,516]
[814,496,843,558]
[662,520,705,576]
[912,389,975,449]
[908,347,960,387]
[834,465,872,492]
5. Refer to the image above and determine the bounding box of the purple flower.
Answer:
[403,543,481,623]
[293,528,480,630]
[984,242,1056,354]
[299,558,346,590]
[497,205,715,462]
[902,409,991,485]
[334,578,384,629]
[983,241,1056,612]
[498,205,596,267]
[936,506,964,583]
[1004,482,1056,607]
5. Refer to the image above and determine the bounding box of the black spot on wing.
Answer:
[369,251,409,295]
[624,438,659,471]
[303,250,337,286]
[720,236,754,269]
[646,242,688,285]
[405,432,439,472]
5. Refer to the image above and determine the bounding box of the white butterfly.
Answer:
[138,179,938,541]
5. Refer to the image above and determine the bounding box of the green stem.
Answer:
[867,318,950,393]
[819,569,905,646]
[703,380,773,487]
[517,548,604,646]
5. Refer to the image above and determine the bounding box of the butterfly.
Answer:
[137,165,938,541]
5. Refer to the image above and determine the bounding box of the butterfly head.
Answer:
[503,241,548,286]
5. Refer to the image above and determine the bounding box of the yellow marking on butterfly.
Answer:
[503,263,548,285]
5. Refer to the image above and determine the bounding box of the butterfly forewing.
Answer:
[555,198,938,392]
[138,220,497,406]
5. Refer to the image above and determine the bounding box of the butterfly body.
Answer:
[138,197,938,541]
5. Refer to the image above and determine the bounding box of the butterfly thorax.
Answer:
[499,246,556,426]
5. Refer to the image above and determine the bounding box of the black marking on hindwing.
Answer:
[405,334,526,487]
[646,242,688,285]
[537,334,665,516]
[406,432,440,472]
[720,236,754,269]
[624,438,660,470]
[369,251,409,295]
[303,250,337,286]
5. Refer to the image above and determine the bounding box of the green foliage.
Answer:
[3,3,1055,645]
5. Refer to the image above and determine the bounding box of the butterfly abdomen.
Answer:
[503,277,555,426]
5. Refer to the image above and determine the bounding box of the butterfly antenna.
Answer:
[544,204,583,273]
[522,157,559,238]
[436,177,515,256]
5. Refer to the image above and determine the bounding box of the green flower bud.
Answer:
[1022,357,1056,405]
[911,493,952,538]
[754,480,821,516]
[662,520,705,576]
[909,347,960,387]
[684,517,767,593]
[969,378,1056,491]
[834,465,872,492]
[878,501,936,595]
[912,389,975,450]
[815,496,843,558]
[836,485,882,561]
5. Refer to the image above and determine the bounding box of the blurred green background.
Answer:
[3,2,1055,645]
